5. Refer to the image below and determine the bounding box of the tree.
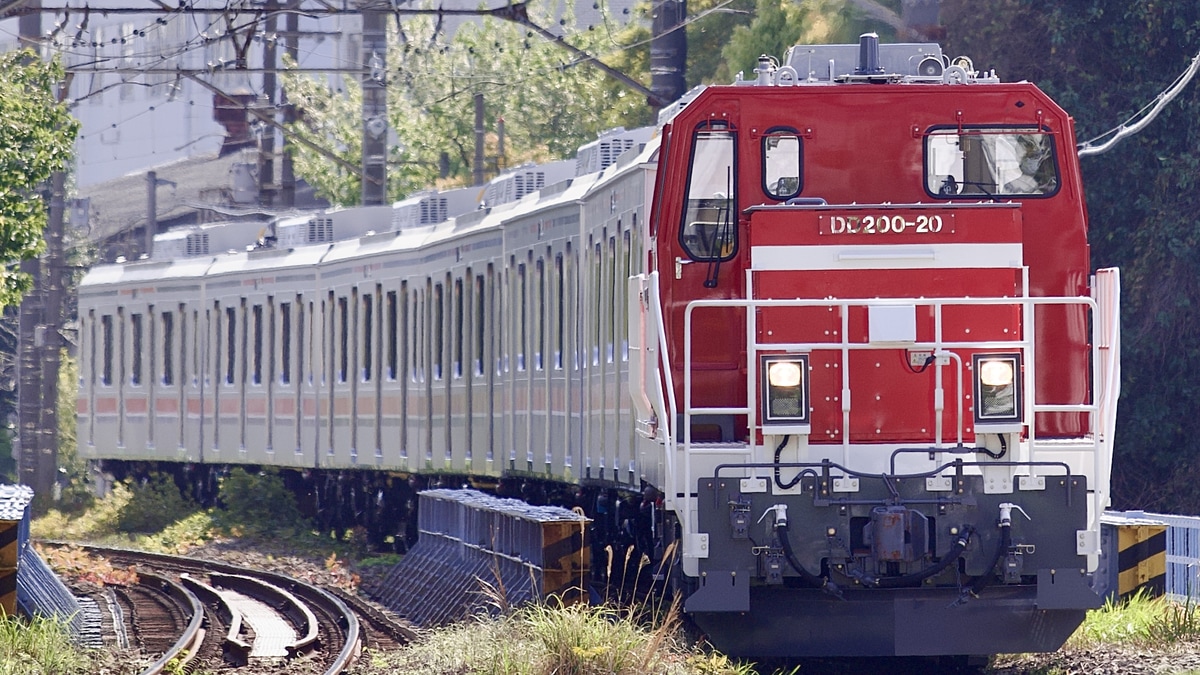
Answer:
[942,0,1200,512]
[722,0,863,79]
[282,11,618,204]
[0,52,77,306]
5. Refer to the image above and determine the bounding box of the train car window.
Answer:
[252,304,264,385]
[214,306,221,387]
[680,125,737,261]
[131,313,143,386]
[386,291,398,380]
[179,308,189,386]
[101,314,113,386]
[267,298,276,387]
[148,306,157,390]
[118,310,126,393]
[565,246,577,371]
[239,301,249,387]
[162,311,174,386]
[535,258,545,372]
[300,301,309,386]
[608,236,617,364]
[487,266,498,377]
[454,277,464,379]
[434,282,444,380]
[622,228,632,362]
[338,296,349,383]
[411,288,422,383]
[324,295,333,388]
[762,128,802,200]
[475,275,485,377]
[281,302,292,384]
[225,307,237,385]
[189,310,197,386]
[517,264,527,372]
[554,254,564,370]
[925,126,1059,197]
[592,241,601,367]
[363,293,374,382]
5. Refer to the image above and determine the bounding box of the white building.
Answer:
[1,0,635,191]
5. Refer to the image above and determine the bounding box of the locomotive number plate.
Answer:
[820,213,955,235]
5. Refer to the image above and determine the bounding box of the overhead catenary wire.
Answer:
[1077,48,1200,157]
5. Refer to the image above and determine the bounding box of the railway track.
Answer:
[42,543,414,674]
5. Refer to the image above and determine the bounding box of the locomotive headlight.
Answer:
[761,354,810,430]
[768,361,803,388]
[973,353,1023,426]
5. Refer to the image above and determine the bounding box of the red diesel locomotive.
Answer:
[636,37,1119,657]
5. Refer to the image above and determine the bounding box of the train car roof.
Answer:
[78,255,216,292]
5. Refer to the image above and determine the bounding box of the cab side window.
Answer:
[926,127,1059,198]
[680,123,737,261]
[762,128,802,200]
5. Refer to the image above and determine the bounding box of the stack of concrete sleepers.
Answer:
[372,489,588,626]
[0,484,84,639]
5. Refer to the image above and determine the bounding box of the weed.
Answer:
[0,614,90,675]
[1069,588,1200,648]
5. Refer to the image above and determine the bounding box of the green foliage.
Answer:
[1069,589,1200,648]
[54,351,93,514]
[32,481,128,540]
[0,614,90,675]
[283,7,618,205]
[363,597,767,675]
[116,474,198,533]
[216,467,310,534]
[0,424,14,484]
[941,3,1200,512]
[0,52,77,307]
[722,0,859,79]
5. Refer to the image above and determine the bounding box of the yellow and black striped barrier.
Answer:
[0,519,18,569]
[0,484,35,617]
[0,565,14,616]
[1117,522,1167,597]
[1099,513,1168,601]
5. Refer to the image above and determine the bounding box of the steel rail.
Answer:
[136,572,205,675]
[44,542,363,674]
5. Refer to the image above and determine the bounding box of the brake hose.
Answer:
[774,516,842,598]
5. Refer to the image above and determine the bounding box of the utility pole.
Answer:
[650,0,687,111]
[279,0,299,208]
[473,93,485,187]
[16,0,66,508]
[360,6,387,205]
[259,0,277,207]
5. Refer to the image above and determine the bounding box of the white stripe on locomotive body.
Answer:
[751,242,1024,270]
[77,130,661,490]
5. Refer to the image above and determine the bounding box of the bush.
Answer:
[116,475,198,533]
[216,468,310,533]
